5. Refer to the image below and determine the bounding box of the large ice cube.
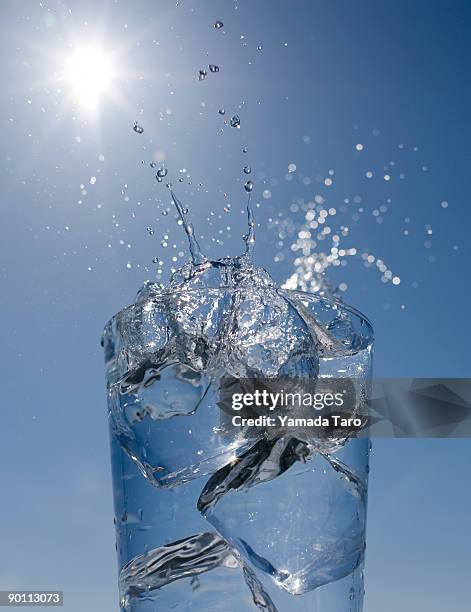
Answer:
[105,259,323,489]
[198,437,368,595]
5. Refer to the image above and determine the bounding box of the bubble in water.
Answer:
[218,108,226,115]
[209,64,220,73]
[230,115,241,128]
[198,69,207,81]
[214,20,223,29]
[243,165,251,174]
[133,121,144,134]
[244,180,254,192]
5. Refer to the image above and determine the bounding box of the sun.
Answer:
[63,45,115,112]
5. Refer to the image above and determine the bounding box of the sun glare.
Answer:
[64,46,115,111]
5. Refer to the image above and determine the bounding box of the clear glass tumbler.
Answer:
[102,286,373,612]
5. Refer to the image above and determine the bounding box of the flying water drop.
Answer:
[243,165,251,174]
[214,21,223,29]
[198,69,207,81]
[209,64,220,73]
[230,115,241,128]
[244,180,254,193]
[133,121,144,134]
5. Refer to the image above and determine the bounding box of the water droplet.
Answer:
[133,121,144,134]
[218,108,226,115]
[257,45,263,51]
[198,69,207,81]
[242,146,248,153]
[147,227,154,236]
[152,256,158,263]
[244,180,254,192]
[156,167,168,178]
[150,162,156,168]
[230,115,241,128]
[209,64,220,73]
[214,20,223,29]
[288,163,296,173]
[162,210,168,216]
[243,165,251,174]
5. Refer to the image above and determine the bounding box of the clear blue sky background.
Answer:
[1,1,470,610]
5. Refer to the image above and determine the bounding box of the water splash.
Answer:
[244,193,255,257]
[170,190,206,265]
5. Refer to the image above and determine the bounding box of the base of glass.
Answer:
[121,562,365,612]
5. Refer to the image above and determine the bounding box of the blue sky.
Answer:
[1,1,470,610]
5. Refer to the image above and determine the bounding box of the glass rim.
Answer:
[104,285,373,345]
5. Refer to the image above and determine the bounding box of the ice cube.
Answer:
[198,437,368,595]
[117,296,172,372]
[119,532,277,612]
[224,285,319,379]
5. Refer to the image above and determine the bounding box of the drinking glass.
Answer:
[102,287,373,611]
